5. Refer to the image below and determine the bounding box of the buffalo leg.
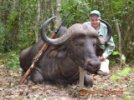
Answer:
[84,72,93,87]
[30,67,44,84]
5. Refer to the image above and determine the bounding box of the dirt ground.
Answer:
[0,63,134,100]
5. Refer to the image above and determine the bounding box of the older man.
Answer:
[83,10,115,75]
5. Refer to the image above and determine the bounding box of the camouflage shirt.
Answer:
[83,21,115,58]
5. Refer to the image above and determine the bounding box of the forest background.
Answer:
[0,0,134,69]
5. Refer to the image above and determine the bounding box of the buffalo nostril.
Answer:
[89,59,100,67]
[85,58,100,72]
[93,60,100,69]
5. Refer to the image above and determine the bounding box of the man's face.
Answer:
[90,15,100,29]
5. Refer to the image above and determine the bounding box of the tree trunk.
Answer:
[11,0,19,48]
[55,0,62,29]
[35,0,41,42]
[115,19,123,66]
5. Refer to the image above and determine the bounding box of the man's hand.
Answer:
[98,56,105,61]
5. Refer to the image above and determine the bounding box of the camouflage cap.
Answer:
[90,10,101,17]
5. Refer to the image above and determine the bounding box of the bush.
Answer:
[2,51,19,69]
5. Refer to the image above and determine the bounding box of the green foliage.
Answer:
[111,0,128,17]
[112,51,126,64]
[112,51,120,56]
[122,97,134,100]
[6,10,18,31]
[18,0,38,49]
[0,0,134,63]
[2,52,19,69]
[0,22,5,51]
[0,0,38,52]
[61,0,91,26]
[3,10,19,52]
[111,67,132,81]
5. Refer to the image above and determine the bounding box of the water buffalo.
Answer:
[20,16,111,86]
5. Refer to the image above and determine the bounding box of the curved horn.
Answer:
[40,16,56,42]
[98,20,112,44]
[41,23,98,45]
[41,24,78,45]
[40,16,70,45]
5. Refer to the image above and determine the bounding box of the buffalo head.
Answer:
[41,17,111,73]
[40,16,103,73]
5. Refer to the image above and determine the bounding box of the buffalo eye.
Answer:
[93,43,96,47]
[74,42,84,47]
[73,38,85,47]
[92,39,97,46]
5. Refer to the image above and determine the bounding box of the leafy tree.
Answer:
[0,0,134,64]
